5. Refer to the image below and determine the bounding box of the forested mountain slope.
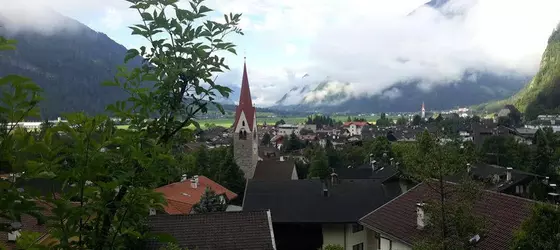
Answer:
[514,25,560,120]
[475,25,560,120]
[0,11,137,119]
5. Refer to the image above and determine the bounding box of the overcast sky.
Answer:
[1,0,560,106]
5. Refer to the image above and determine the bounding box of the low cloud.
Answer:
[2,0,560,107]
[306,0,560,100]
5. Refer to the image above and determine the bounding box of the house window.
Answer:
[242,121,245,126]
[352,243,364,250]
[378,237,392,250]
[352,223,364,233]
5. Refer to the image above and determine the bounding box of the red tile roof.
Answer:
[155,176,238,215]
[343,121,370,127]
[233,61,256,131]
[360,182,535,250]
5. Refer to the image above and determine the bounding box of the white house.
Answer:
[343,122,370,136]
[278,124,300,136]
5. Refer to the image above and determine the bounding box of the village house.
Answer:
[154,175,238,214]
[254,156,299,181]
[359,182,536,250]
[278,124,301,136]
[242,179,401,250]
[342,121,370,136]
[146,210,277,250]
[452,163,543,198]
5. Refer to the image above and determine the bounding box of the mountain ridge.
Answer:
[0,10,138,119]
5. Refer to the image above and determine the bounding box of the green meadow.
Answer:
[114,114,393,130]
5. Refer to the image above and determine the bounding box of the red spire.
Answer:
[233,58,256,131]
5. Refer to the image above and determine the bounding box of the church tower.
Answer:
[233,59,259,179]
[421,102,426,119]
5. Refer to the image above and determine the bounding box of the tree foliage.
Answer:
[412,114,422,126]
[408,131,486,250]
[192,187,228,213]
[0,0,244,249]
[306,115,341,128]
[376,113,392,127]
[511,203,560,250]
[308,148,330,179]
[261,132,271,146]
[396,116,408,125]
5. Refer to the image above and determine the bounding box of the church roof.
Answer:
[233,60,256,131]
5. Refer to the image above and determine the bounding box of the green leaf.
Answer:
[199,5,212,14]
[124,49,139,63]
[140,12,153,20]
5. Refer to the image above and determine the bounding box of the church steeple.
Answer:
[421,102,426,118]
[233,58,256,131]
[233,58,259,179]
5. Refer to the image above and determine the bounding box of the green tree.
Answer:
[435,114,443,123]
[532,129,555,176]
[0,36,45,238]
[308,148,330,179]
[409,131,485,250]
[192,187,228,213]
[412,114,422,125]
[511,203,560,250]
[261,132,271,146]
[284,132,304,152]
[204,122,216,129]
[471,115,481,123]
[275,119,286,127]
[396,116,408,125]
[0,0,244,248]
[376,113,391,127]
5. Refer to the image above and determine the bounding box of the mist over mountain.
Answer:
[267,0,532,112]
[0,9,140,119]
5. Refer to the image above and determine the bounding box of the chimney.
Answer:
[466,163,471,174]
[416,202,428,230]
[506,167,512,182]
[149,208,156,216]
[7,222,22,242]
[330,172,339,185]
[190,178,198,189]
[181,174,188,182]
[280,156,284,161]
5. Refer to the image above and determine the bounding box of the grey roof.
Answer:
[146,211,275,250]
[243,179,401,223]
[334,164,398,181]
[254,160,297,181]
[448,163,540,192]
